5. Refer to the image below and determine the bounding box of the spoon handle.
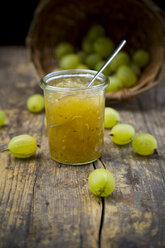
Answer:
[87,40,126,88]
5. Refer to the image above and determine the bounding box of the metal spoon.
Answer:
[87,40,126,88]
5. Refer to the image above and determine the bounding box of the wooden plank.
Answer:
[0,47,102,248]
[0,47,165,248]
[102,82,165,247]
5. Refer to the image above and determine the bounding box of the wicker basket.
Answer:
[26,0,165,103]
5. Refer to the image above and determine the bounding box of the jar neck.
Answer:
[40,69,109,92]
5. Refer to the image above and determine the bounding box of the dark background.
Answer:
[0,0,164,45]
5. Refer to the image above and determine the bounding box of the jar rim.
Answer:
[40,69,109,92]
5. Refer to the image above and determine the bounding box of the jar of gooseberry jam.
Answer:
[40,69,109,165]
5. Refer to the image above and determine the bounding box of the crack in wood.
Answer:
[99,157,106,169]
[92,161,97,170]
[98,197,105,248]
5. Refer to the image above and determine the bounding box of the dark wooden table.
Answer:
[0,47,165,248]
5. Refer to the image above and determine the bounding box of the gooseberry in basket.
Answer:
[55,42,74,59]
[85,53,102,69]
[108,51,130,72]
[76,64,89,69]
[94,37,115,58]
[130,62,141,77]
[95,60,112,76]
[81,37,94,54]
[106,75,123,92]
[87,24,105,41]
[132,49,150,68]
[77,50,87,63]
[60,54,81,69]
[117,65,137,88]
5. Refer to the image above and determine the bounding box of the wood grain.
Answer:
[0,47,102,248]
[0,47,165,248]
[102,86,165,248]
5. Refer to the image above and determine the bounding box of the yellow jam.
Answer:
[44,78,105,164]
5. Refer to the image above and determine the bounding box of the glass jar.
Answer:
[40,69,109,165]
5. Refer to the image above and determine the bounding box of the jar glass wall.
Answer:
[40,69,109,165]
